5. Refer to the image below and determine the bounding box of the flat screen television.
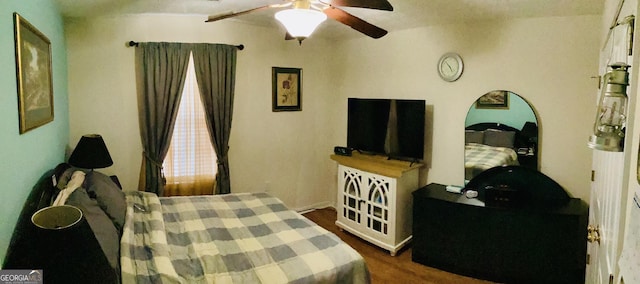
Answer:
[347,98,425,161]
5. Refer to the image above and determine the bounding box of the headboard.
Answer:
[4,163,120,283]
[3,163,69,268]
[465,122,529,149]
[465,165,571,208]
[465,122,520,133]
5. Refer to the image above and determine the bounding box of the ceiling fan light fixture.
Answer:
[275,8,327,39]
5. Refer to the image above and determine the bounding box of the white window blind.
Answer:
[163,53,217,193]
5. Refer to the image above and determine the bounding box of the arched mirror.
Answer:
[464,90,539,183]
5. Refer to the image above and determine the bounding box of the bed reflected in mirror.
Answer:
[464,90,539,184]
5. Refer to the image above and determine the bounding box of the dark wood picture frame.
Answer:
[476,90,509,109]
[14,13,54,134]
[272,67,302,112]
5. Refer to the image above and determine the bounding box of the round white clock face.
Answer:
[438,53,463,82]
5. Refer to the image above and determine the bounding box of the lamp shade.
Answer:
[68,134,113,169]
[275,9,327,39]
[31,205,116,283]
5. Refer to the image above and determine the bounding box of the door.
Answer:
[339,165,364,229]
[586,1,636,283]
[588,152,625,284]
[364,174,392,237]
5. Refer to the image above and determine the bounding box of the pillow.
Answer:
[84,171,126,233]
[66,187,120,270]
[483,129,516,148]
[465,130,484,144]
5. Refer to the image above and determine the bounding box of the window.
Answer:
[163,54,217,196]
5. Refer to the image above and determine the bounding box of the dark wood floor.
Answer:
[302,207,495,284]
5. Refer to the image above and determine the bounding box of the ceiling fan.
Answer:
[205,0,394,44]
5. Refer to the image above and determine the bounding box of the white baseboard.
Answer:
[294,201,334,214]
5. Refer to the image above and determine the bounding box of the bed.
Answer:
[465,143,519,176]
[4,163,370,284]
[464,123,525,181]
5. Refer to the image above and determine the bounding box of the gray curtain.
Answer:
[135,42,191,195]
[191,44,237,194]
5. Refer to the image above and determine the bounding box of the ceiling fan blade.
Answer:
[321,0,393,11]
[206,5,272,22]
[323,7,388,39]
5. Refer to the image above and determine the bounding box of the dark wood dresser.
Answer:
[412,183,588,284]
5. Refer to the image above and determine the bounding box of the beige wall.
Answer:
[65,15,338,209]
[66,14,600,209]
[333,16,600,202]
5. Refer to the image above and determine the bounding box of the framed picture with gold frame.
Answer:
[14,13,54,134]
[476,90,509,109]
[272,67,301,112]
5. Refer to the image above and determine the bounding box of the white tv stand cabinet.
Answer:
[330,153,422,256]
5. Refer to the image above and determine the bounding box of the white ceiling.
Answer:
[53,0,605,40]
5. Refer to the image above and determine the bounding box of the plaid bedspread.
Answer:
[120,191,370,284]
[465,143,519,172]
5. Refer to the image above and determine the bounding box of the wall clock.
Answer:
[437,52,464,82]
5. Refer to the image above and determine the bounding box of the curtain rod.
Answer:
[127,41,244,50]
